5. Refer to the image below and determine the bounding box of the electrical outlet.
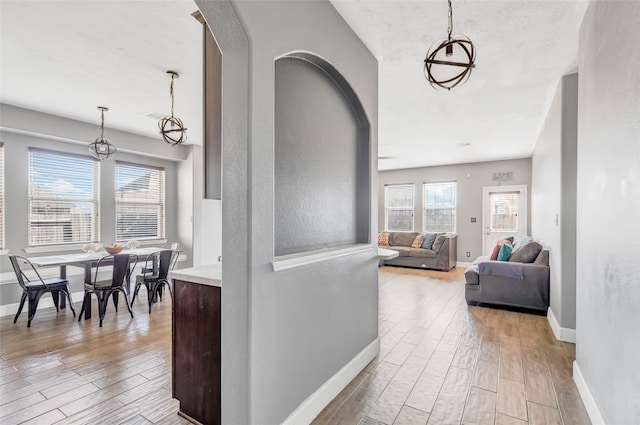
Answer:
[470,217,476,223]
[466,251,471,257]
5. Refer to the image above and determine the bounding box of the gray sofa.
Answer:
[380,232,457,271]
[464,241,550,313]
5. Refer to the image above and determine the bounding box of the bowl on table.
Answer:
[104,245,123,254]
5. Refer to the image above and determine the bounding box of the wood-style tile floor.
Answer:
[0,267,591,424]
[312,267,591,425]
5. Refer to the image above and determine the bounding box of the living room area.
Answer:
[1,1,638,425]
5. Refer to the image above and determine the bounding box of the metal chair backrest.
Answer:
[93,253,138,288]
[142,250,173,280]
[9,255,46,291]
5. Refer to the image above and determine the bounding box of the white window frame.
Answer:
[115,161,165,242]
[384,183,415,231]
[423,181,457,233]
[27,148,100,247]
[0,143,4,252]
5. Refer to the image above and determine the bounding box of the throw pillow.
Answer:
[497,243,513,261]
[421,232,438,249]
[377,232,389,246]
[509,239,543,263]
[432,234,447,252]
[411,234,425,248]
[503,236,515,244]
[489,242,504,261]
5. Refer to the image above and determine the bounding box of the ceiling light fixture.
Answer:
[88,106,116,160]
[158,70,188,146]
[424,0,476,90]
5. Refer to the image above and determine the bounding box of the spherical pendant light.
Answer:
[159,71,188,146]
[424,0,476,90]
[88,106,116,160]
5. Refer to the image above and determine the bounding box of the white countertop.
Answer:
[169,263,221,287]
[378,247,399,259]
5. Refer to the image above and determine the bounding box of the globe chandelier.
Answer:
[424,0,476,90]
[158,70,188,146]
[88,106,117,160]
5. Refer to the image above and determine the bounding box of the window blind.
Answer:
[423,181,457,232]
[115,162,165,241]
[28,149,100,246]
[385,184,414,231]
[490,191,519,231]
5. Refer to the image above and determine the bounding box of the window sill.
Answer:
[23,239,168,255]
[272,244,373,272]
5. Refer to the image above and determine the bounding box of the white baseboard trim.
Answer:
[547,307,576,343]
[0,291,85,318]
[281,337,380,425]
[456,261,472,267]
[573,361,606,425]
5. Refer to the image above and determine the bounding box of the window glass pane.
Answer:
[423,181,456,233]
[385,184,414,231]
[116,162,165,241]
[28,150,100,246]
[490,192,519,231]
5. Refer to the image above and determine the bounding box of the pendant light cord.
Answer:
[100,108,105,140]
[447,0,453,42]
[169,74,175,119]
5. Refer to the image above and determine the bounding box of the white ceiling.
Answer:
[0,0,203,146]
[1,1,585,170]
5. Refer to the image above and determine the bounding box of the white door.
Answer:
[482,185,527,255]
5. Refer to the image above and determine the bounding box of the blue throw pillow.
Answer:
[497,243,513,261]
[421,232,438,249]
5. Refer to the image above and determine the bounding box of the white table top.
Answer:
[169,263,222,287]
[29,247,164,267]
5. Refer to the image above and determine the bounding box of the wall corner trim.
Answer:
[272,244,373,272]
[547,307,576,343]
[573,361,606,425]
[281,337,380,425]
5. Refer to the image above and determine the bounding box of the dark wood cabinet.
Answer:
[172,279,221,425]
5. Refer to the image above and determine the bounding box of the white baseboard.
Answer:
[281,337,380,425]
[456,261,472,267]
[0,291,85,318]
[573,361,606,425]
[547,307,576,343]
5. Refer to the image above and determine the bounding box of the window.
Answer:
[28,149,100,246]
[385,184,414,231]
[0,143,4,249]
[490,191,520,231]
[423,181,457,232]
[115,162,165,241]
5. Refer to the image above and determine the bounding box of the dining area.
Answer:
[8,243,180,328]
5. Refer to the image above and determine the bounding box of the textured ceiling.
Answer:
[1,1,584,169]
[331,0,585,170]
[0,0,202,145]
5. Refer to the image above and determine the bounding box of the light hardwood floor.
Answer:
[0,267,590,424]
[312,267,591,425]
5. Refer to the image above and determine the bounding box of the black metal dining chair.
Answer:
[9,255,76,328]
[78,253,137,327]
[131,249,174,314]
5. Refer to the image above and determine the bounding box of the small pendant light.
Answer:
[88,106,116,160]
[158,70,188,145]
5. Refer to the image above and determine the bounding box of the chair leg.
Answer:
[52,290,60,312]
[97,292,110,327]
[27,291,46,328]
[62,287,76,317]
[112,292,119,312]
[78,292,90,322]
[14,293,27,324]
[119,289,134,319]
[147,282,156,314]
[130,282,141,306]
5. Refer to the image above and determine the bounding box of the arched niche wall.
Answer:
[274,52,371,257]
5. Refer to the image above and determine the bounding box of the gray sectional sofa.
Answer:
[379,232,457,271]
[464,238,550,313]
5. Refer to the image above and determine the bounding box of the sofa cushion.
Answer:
[497,243,513,261]
[378,232,389,246]
[421,232,439,249]
[411,234,425,248]
[389,232,419,247]
[432,234,447,252]
[509,238,543,263]
[408,248,437,258]
[388,246,413,256]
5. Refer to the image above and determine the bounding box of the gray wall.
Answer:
[531,73,578,332]
[575,1,640,424]
[0,105,185,305]
[198,1,378,423]
[379,159,532,262]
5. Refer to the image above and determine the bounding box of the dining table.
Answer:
[29,247,165,320]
